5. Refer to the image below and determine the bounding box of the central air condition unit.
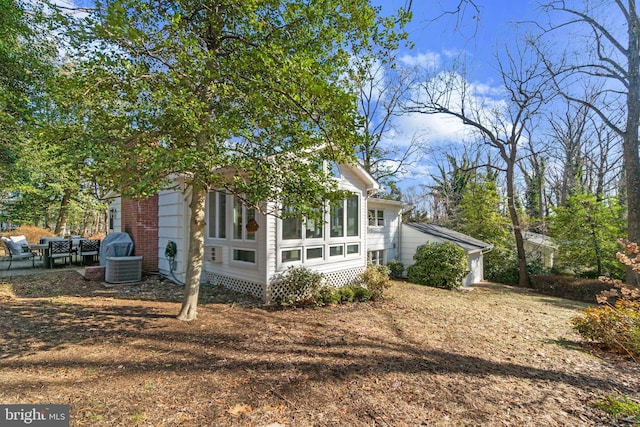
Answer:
[105,256,143,284]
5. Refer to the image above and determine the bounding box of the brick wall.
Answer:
[121,195,159,272]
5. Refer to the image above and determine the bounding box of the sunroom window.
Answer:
[330,195,359,237]
[208,191,227,239]
[282,206,302,240]
[233,196,256,241]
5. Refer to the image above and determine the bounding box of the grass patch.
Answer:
[592,391,640,421]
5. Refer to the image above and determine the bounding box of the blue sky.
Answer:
[370,1,543,190]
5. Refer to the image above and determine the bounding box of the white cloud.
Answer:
[399,52,441,69]
[47,0,90,19]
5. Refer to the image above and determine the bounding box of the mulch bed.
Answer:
[1,271,639,426]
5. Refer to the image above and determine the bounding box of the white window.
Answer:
[330,195,359,237]
[305,208,323,239]
[282,248,302,263]
[233,249,256,263]
[368,209,384,227]
[208,191,227,239]
[329,245,344,257]
[306,247,323,260]
[368,250,385,265]
[282,206,303,240]
[233,196,256,241]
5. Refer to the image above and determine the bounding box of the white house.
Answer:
[109,163,404,302]
[108,165,492,301]
[400,222,493,287]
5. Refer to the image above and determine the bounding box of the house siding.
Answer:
[366,199,402,263]
[158,190,188,281]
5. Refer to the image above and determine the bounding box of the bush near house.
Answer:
[359,264,390,301]
[386,260,404,279]
[277,265,376,307]
[407,242,469,290]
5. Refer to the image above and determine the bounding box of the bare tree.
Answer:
[519,134,548,233]
[545,101,590,206]
[405,41,553,287]
[351,58,425,193]
[539,0,640,283]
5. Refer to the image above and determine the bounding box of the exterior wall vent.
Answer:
[210,247,222,264]
[105,256,143,283]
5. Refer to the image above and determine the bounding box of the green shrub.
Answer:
[529,275,613,303]
[316,286,340,305]
[278,265,325,306]
[334,285,372,303]
[351,285,372,302]
[406,242,469,290]
[360,264,391,300]
[386,260,404,279]
[337,286,355,303]
[572,299,640,359]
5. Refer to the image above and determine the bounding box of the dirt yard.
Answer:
[1,271,639,426]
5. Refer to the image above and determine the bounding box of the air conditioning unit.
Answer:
[105,256,143,284]
[210,246,223,263]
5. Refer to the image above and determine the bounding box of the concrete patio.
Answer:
[0,257,87,279]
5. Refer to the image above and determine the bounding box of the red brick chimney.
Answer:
[120,195,159,272]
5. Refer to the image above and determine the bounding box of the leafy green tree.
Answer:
[429,153,476,226]
[0,0,54,192]
[407,242,469,289]
[456,173,516,283]
[457,173,508,243]
[551,194,626,278]
[68,0,407,320]
[540,1,640,283]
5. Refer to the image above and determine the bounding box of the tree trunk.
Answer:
[625,4,640,285]
[506,163,530,288]
[54,188,72,236]
[177,183,207,321]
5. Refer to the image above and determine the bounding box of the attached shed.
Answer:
[400,223,493,287]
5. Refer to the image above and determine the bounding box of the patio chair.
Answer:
[78,239,100,265]
[0,237,35,270]
[9,235,31,252]
[48,240,73,269]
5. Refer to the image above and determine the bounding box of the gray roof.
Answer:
[523,231,557,249]
[404,222,493,253]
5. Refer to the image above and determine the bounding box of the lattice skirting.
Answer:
[268,266,365,303]
[323,266,365,288]
[205,272,265,301]
[206,266,365,303]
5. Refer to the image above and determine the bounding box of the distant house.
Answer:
[522,231,557,269]
[400,223,493,287]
